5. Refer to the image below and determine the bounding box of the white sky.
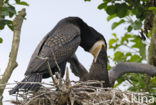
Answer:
[0,0,126,104]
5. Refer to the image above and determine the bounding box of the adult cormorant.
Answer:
[9,17,107,94]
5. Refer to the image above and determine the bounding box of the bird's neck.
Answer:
[80,26,92,51]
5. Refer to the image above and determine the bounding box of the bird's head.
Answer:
[79,22,107,62]
[64,17,107,62]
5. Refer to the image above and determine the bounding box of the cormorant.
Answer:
[9,17,107,94]
[80,46,110,87]
[69,50,156,87]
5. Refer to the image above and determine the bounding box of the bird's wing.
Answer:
[25,23,81,75]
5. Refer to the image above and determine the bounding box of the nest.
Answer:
[10,80,154,105]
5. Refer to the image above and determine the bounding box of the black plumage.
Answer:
[9,17,106,94]
[80,46,110,87]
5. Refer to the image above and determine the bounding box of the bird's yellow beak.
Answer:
[89,40,106,62]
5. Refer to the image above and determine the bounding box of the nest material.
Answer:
[10,80,154,105]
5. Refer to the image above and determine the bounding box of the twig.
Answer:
[37,56,57,85]
[25,92,48,105]
[7,80,153,105]
[46,58,57,85]
[65,67,71,88]
[110,91,116,104]
[51,50,61,73]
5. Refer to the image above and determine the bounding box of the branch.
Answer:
[37,56,57,85]
[0,8,26,101]
[51,50,61,73]
[145,15,156,91]
[148,15,156,66]
[0,0,3,19]
[109,62,156,86]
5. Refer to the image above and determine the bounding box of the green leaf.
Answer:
[127,25,132,32]
[18,1,29,6]
[113,51,125,62]
[112,19,125,30]
[131,36,143,48]
[130,54,142,62]
[0,19,14,31]
[8,5,16,17]
[1,11,9,16]
[112,33,117,38]
[148,7,156,15]
[107,64,112,70]
[0,37,3,43]
[106,5,116,15]
[109,39,118,48]
[15,0,29,6]
[98,3,107,10]
[0,19,7,30]
[114,77,125,88]
[116,3,128,18]
[139,43,146,59]
[142,0,148,1]
[135,7,146,20]
[147,31,151,38]
[107,14,117,21]
[126,52,132,56]
[131,20,142,30]
[2,5,16,17]
[113,44,120,50]
[84,0,91,1]
[150,77,156,84]
[121,34,133,44]
[15,0,20,3]
[6,20,14,31]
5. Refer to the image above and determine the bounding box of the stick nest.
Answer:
[10,80,154,105]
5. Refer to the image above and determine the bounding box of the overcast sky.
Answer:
[0,0,125,104]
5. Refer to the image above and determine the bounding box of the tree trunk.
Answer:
[146,15,156,91]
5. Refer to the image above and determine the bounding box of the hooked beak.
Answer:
[89,40,106,62]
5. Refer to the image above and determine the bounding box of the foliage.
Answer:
[0,0,28,44]
[85,0,156,93]
[97,0,152,32]
[109,32,156,92]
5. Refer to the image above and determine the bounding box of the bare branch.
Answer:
[51,50,61,73]
[65,67,71,88]
[37,56,57,86]
[0,8,26,100]
[46,58,57,85]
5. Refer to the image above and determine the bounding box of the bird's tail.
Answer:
[9,73,42,95]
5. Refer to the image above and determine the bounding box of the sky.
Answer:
[0,0,126,104]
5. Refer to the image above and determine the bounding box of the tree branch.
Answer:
[145,15,156,91]
[0,8,26,104]
[0,0,3,19]
[148,15,156,66]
